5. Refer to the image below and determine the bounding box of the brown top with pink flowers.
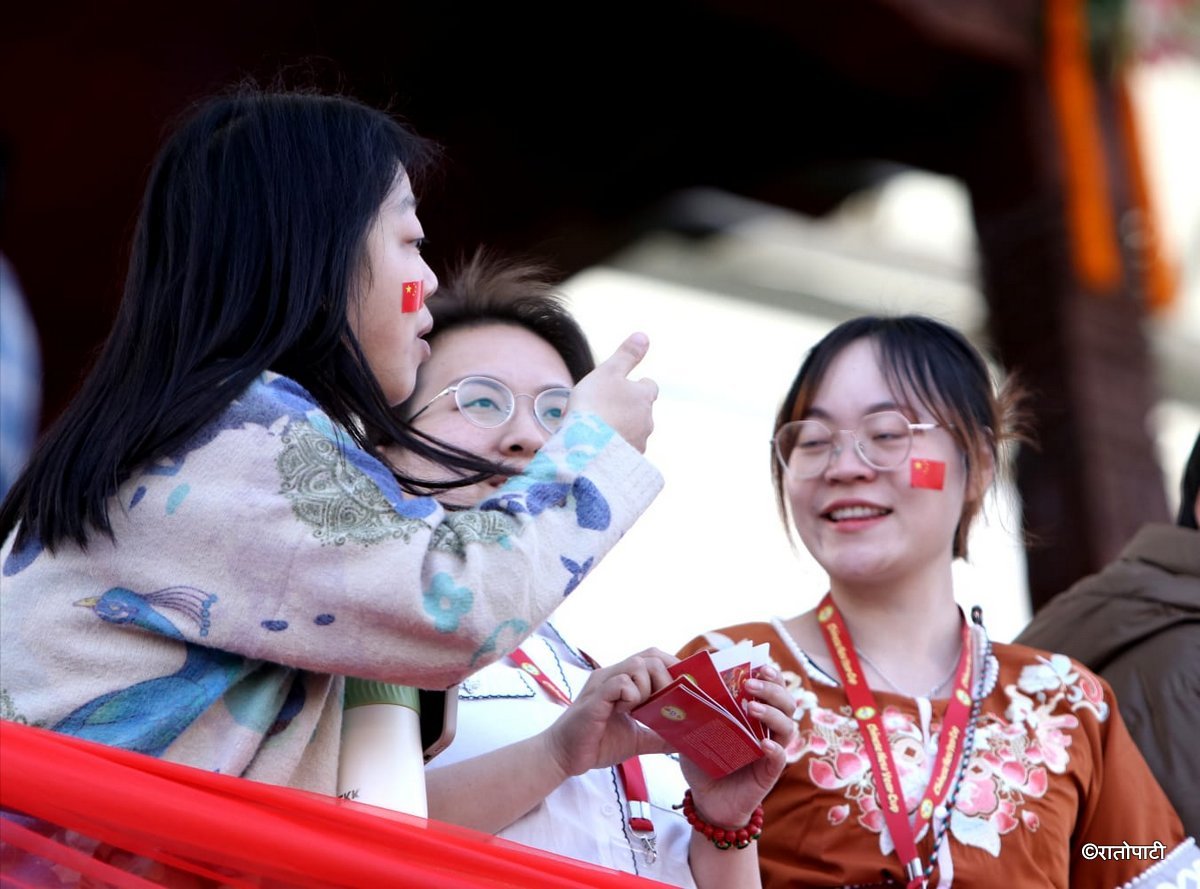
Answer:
[677,620,1195,889]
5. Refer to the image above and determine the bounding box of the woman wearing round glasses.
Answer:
[679,316,1194,888]
[382,252,797,889]
[407,376,573,463]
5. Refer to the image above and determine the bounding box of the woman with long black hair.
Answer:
[0,88,661,795]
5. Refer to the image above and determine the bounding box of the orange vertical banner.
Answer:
[1044,0,1123,293]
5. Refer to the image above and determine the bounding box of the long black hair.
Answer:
[0,87,498,551]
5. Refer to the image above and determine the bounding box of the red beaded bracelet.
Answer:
[680,789,765,850]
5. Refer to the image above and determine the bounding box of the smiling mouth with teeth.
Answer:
[825,506,891,522]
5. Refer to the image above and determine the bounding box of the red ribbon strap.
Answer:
[816,594,973,889]
[509,646,656,839]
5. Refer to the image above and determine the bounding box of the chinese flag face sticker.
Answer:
[401,280,424,313]
[910,458,946,490]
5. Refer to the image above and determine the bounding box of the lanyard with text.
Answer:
[816,593,973,889]
[508,646,658,862]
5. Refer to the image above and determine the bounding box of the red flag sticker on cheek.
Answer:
[910,458,946,490]
[401,280,424,313]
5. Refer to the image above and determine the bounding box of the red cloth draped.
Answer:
[0,721,670,887]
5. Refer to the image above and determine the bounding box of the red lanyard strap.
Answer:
[617,760,655,834]
[816,594,973,889]
[508,645,657,851]
[509,647,573,706]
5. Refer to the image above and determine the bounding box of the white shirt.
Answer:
[428,623,697,887]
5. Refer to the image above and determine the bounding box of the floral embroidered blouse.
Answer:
[678,620,1198,889]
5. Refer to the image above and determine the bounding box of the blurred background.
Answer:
[2,0,1197,659]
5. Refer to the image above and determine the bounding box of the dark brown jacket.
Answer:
[1016,524,1199,837]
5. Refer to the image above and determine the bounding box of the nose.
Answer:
[421,262,439,301]
[824,430,875,480]
[497,398,550,457]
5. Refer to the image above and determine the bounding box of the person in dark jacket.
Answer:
[1016,429,1200,836]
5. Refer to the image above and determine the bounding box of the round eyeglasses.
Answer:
[773,410,941,478]
[410,375,572,435]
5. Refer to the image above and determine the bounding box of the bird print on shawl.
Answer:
[52,585,242,755]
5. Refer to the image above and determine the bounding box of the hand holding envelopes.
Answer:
[631,642,770,778]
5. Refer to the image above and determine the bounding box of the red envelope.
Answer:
[631,646,768,778]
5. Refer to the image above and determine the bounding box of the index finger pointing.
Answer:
[598,332,650,377]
